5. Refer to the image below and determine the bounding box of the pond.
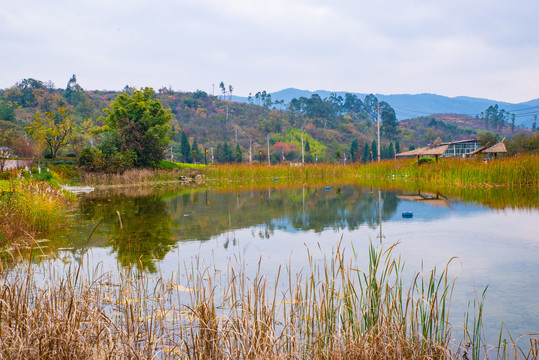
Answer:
[51,183,539,348]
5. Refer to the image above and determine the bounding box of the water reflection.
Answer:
[69,186,405,270]
[67,184,537,272]
[75,194,175,272]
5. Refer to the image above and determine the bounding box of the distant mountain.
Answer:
[232,88,538,128]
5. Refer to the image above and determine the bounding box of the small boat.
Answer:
[402,211,413,218]
[324,186,331,191]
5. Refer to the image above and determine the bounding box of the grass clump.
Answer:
[0,179,74,248]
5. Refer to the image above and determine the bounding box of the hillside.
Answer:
[233,89,539,128]
[0,77,535,164]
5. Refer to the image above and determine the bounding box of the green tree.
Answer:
[222,141,233,162]
[27,106,76,160]
[235,143,242,163]
[388,142,395,159]
[100,87,172,167]
[395,140,400,155]
[0,105,15,122]
[381,104,399,140]
[363,94,378,122]
[219,82,226,99]
[371,139,378,161]
[191,137,201,163]
[304,139,310,153]
[64,74,86,106]
[362,142,369,163]
[349,138,359,162]
[180,130,192,163]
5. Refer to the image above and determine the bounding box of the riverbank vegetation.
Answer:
[0,177,73,248]
[2,241,535,359]
[206,154,539,188]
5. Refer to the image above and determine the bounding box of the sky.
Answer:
[1,0,538,103]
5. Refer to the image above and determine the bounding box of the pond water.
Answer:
[53,183,539,347]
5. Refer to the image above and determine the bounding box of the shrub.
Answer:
[78,147,136,174]
[418,157,435,165]
[0,172,13,180]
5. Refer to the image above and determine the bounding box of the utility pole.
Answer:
[301,130,304,164]
[377,103,381,162]
[267,135,270,165]
[249,138,253,164]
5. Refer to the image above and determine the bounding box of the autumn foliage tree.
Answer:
[27,106,76,160]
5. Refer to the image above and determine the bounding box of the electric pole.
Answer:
[267,135,270,165]
[377,103,381,162]
[301,129,304,164]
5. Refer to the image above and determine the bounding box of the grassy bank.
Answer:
[80,161,206,187]
[0,178,74,249]
[1,241,535,359]
[206,155,539,188]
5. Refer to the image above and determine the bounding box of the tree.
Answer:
[304,139,310,153]
[363,94,379,122]
[219,82,226,100]
[371,139,378,161]
[191,137,201,163]
[64,74,86,106]
[388,142,395,159]
[395,141,400,155]
[180,130,192,163]
[0,106,16,122]
[228,85,234,100]
[362,142,370,163]
[27,106,76,160]
[222,141,233,163]
[100,87,172,167]
[350,139,359,162]
[235,143,242,163]
[380,104,399,140]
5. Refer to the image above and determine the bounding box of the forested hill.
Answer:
[0,77,535,164]
[232,88,539,128]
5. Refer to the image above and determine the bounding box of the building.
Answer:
[396,138,479,161]
[440,139,479,158]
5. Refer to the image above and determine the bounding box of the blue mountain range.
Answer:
[231,88,539,128]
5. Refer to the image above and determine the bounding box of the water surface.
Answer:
[55,184,539,346]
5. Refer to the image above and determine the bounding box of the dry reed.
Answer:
[1,239,536,359]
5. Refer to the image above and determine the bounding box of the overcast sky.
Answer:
[1,0,538,103]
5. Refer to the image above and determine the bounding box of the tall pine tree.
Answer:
[180,130,192,163]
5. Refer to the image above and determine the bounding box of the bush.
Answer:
[418,157,435,165]
[0,172,13,180]
[78,147,136,174]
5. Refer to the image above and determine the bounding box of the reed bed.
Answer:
[1,240,536,359]
[0,179,73,247]
[206,155,539,189]
[354,155,539,188]
[81,168,194,187]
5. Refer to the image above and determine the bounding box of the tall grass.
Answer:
[0,179,73,248]
[206,155,539,189]
[81,168,196,187]
[1,240,536,359]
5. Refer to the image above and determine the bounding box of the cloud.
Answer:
[0,0,538,102]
